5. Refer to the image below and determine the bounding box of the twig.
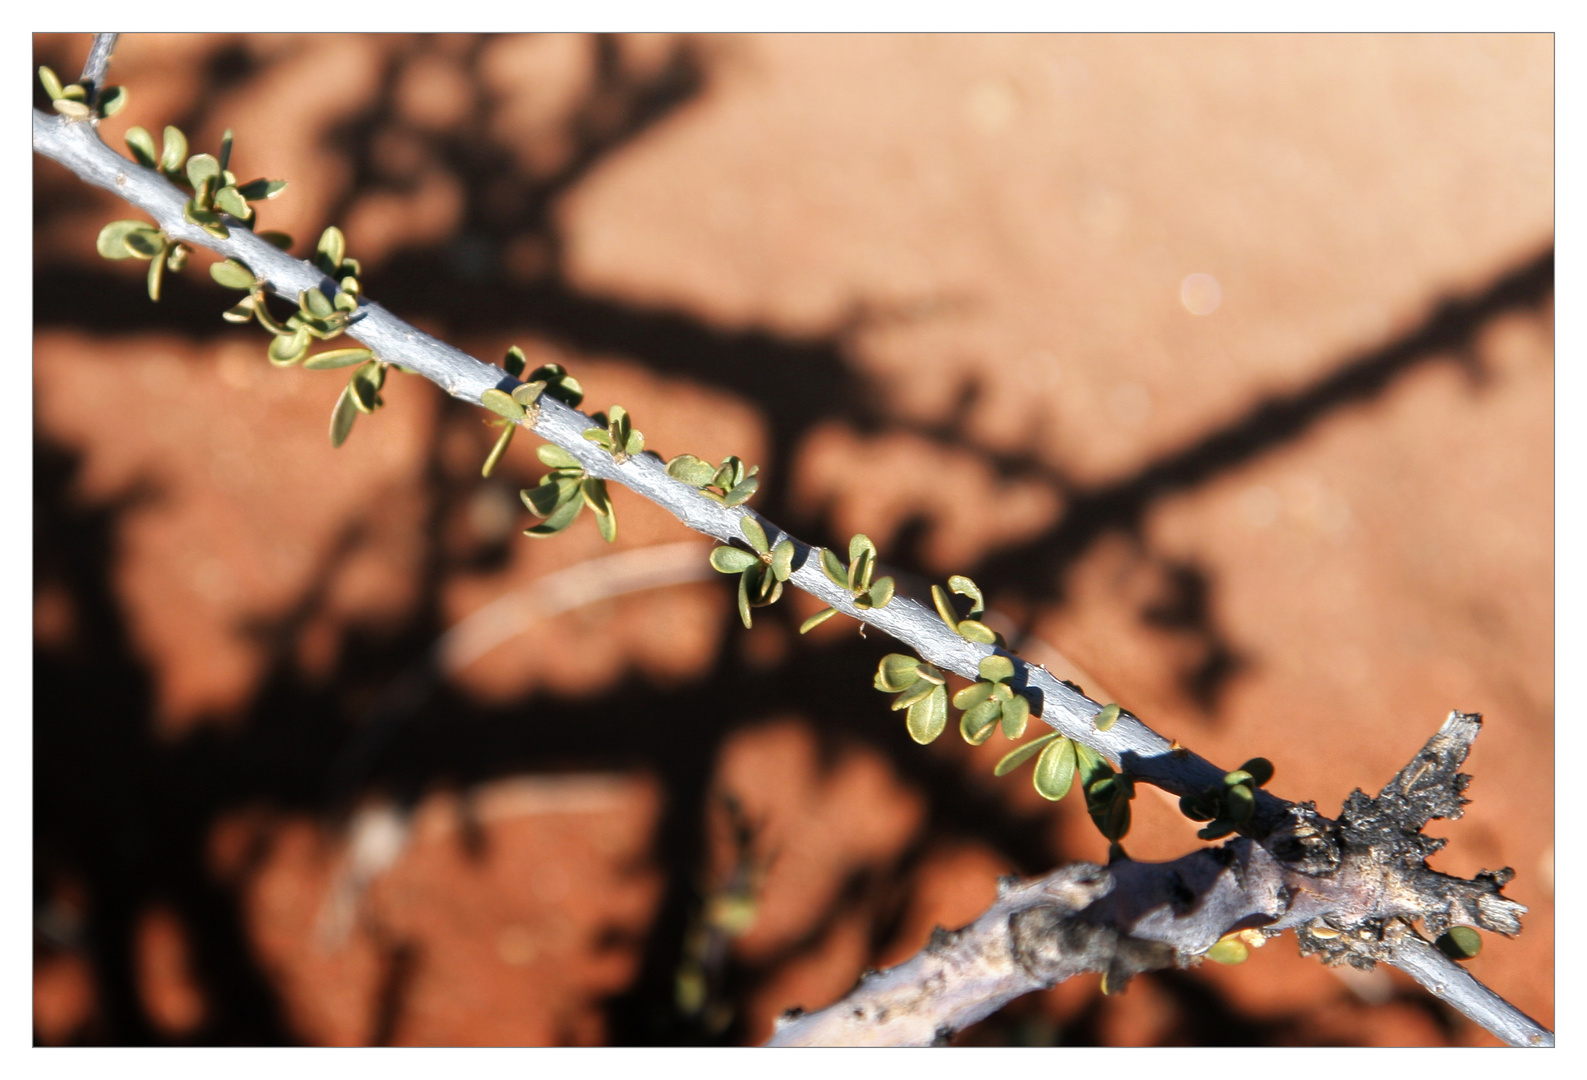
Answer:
[32,94,1550,1048]
[77,33,119,106]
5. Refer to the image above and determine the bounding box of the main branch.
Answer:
[33,96,1551,1048]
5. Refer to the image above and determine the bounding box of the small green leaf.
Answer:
[1197,820,1238,841]
[268,327,310,367]
[978,655,1015,684]
[1206,936,1249,965]
[218,129,234,172]
[593,505,617,543]
[581,477,613,517]
[905,686,948,745]
[1074,742,1112,791]
[1093,787,1132,841]
[957,620,997,644]
[301,288,335,319]
[160,126,188,175]
[146,249,166,302]
[713,461,739,491]
[962,698,1003,739]
[1223,770,1253,789]
[1224,783,1255,824]
[97,220,152,260]
[545,372,583,407]
[961,702,1000,746]
[710,546,760,574]
[931,585,959,628]
[53,98,91,119]
[348,361,385,413]
[891,679,937,711]
[1239,758,1275,788]
[257,230,294,250]
[877,654,923,693]
[819,548,849,588]
[584,429,614,451]
[522,481,568,517]
[335,291,358,313]
[481,388,526,420]
[770,539,795,582]
[482,424,515,477]
[1436,927,1482,960]
[329,386,358,447]
[862,575,895,610]
[536,444,580,470]
[236,178,288,202]
[97,85,129,117]
[503,345,527,378]
[799,607,839,634]
[1001,692,1031,740]
[1093,703,1121,732]
[949,575,985,617]
[213,185,251,220]
[222,295,256,323]
[186,153,221,192]
[740,516,770,556]
[1032,736,1078,800]
[953,681,997,711]
[123,228,165,259]
[624,429,644,456]
[736,568,754,629]
[303,348,375,371]
[317,226,347,274]
[39,66,64,100]
[848,546,872,594]
[524,493,584,537]
[994,732,1060,777]
[722,476,759,506]
[512,381,546,408]
[125,127,158,168]
[209,258,255,290]
[666,454,717,487]
[165,243,190,272]
[1179,795,1217,822]
[182,199,228,238]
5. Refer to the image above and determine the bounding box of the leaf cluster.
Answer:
[874,654,950,744]
[521,444,617,542]
[479,349,585,477]
[931,575,1003,646]
[39,64,126,119]
[1177,759,1275,840]
[798,534,895,634]
[710,517,796,628]
[666,454,759,506]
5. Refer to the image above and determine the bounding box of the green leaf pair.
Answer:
[1178,758,1275,841]
[326,360,389,447]
[584,405,645,460]
[519,444,616,542]
[932,575,1002,646]
[505,357,584,411]
[95,220,180,301]
[874,654,949,745]
[665,454,759,507]
[800,534,896,634]
[40,65,124,119]
[953,653,1035,743]
[709,517,795,628]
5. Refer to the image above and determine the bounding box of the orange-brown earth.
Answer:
[33,33,1552,1046]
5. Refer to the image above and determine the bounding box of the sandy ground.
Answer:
[33,33,1552,1046]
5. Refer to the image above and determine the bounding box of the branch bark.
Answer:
[32,74,1552,1048]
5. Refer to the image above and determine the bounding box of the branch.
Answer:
[33,96,1549,1048]
[76,32,118,104]
[770,714,1552,1047]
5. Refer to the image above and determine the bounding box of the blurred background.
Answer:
[32,33,1552,1046]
